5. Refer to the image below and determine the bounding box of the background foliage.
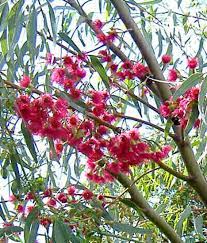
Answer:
[0,0,207,242]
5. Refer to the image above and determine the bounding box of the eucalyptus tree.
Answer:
[0,0,207,242]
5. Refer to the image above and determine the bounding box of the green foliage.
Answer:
[0,0,206,242]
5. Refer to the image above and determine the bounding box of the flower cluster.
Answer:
[85,129,171,183]
[98,50,150,82]
[160,87,200,128]
[51,55,87,100]
[15,89,170,184]
[92,19,118,44]
[4,186,102,232]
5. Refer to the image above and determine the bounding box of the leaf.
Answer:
[46,0,57,43]
[0,3,9,33]
[26,6,37,63]
[24,208,39,243]
[185,104,199,135]
[164,119,173,138]
[59,32,81,53]
[129,0,162,6]
[59,91,86,114]
[0,204,6,221]
[120,198,140,212]
[90,55,110,89]
[10,154,21,189]
[176,206,191,235]
[112,222,152,235]
[198,76,207,119]
[173,73,203,100]
[194,215,203,236]
[21,122,38,163]
[27,220,39,243]
[157,29,163,57]
[53,220,81,243]
[1,226,23,234]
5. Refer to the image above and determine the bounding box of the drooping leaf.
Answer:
[58,32,81,53]
[198,76,207,122]
[185,104,199,135]
[90,55,110,89]
[112,222,152,235]
[53,220,81,243]
[176,206,191,236]
[26,6,37,63]
[24,208,39,243]
[194,215,203,236]
[47,0,57,43]
[173,73,202,100]
[21,122,38,163]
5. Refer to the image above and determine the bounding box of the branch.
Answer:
[1,80,121,134]
[63,0,128,62]
[110,0,172,101]
[115,173,182,242]
[155,160,191,181]
[110,0,207,206]
[113,80,160,114]
[105,167,160,208]
[114,112,176,137]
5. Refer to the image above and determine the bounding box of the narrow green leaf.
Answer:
[46,0,57,43]
[0,3,9,33]
[176,206,191,235]
[59,32,81,53]
[198,76,207,118]
[157,29,163,57]
[90,55,110,89]
[164,119,173,138]
[28,220,39,243]
[24,208,39,243]
[0,204,6,221]
[53,220,80,243]
[1,226,23,234]
[185,104,199,134]
[26,6,37,62]
[21,122,38,163]
[194,215,203,236]
[0,29,7,56]
[10,154,21,188]
[173,73,202,100]
[112,222,152,235]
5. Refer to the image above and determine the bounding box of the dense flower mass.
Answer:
[14,50,173,185]
[160,87,200,128]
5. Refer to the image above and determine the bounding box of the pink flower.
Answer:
[160,103,171,117]
[67,186,76,196]
[40,217,52,228]
[9,194,17,203]
[56,193,68,203]
[25,192,35,201]
[51,68,65,84]
[162,54,172,64]
[92,19,104,30]
[168,69,178,81]
[187,57,198,69]
[133,62,149,79]
[16,204,24,214]
[97,194,104,201]
[97,33,108,44]
[43,188,53,197]
[46,198,56,207]
[82,189,93,200]
[46,53,56,65]
[194,118,200,128]
[19,75,31,88]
